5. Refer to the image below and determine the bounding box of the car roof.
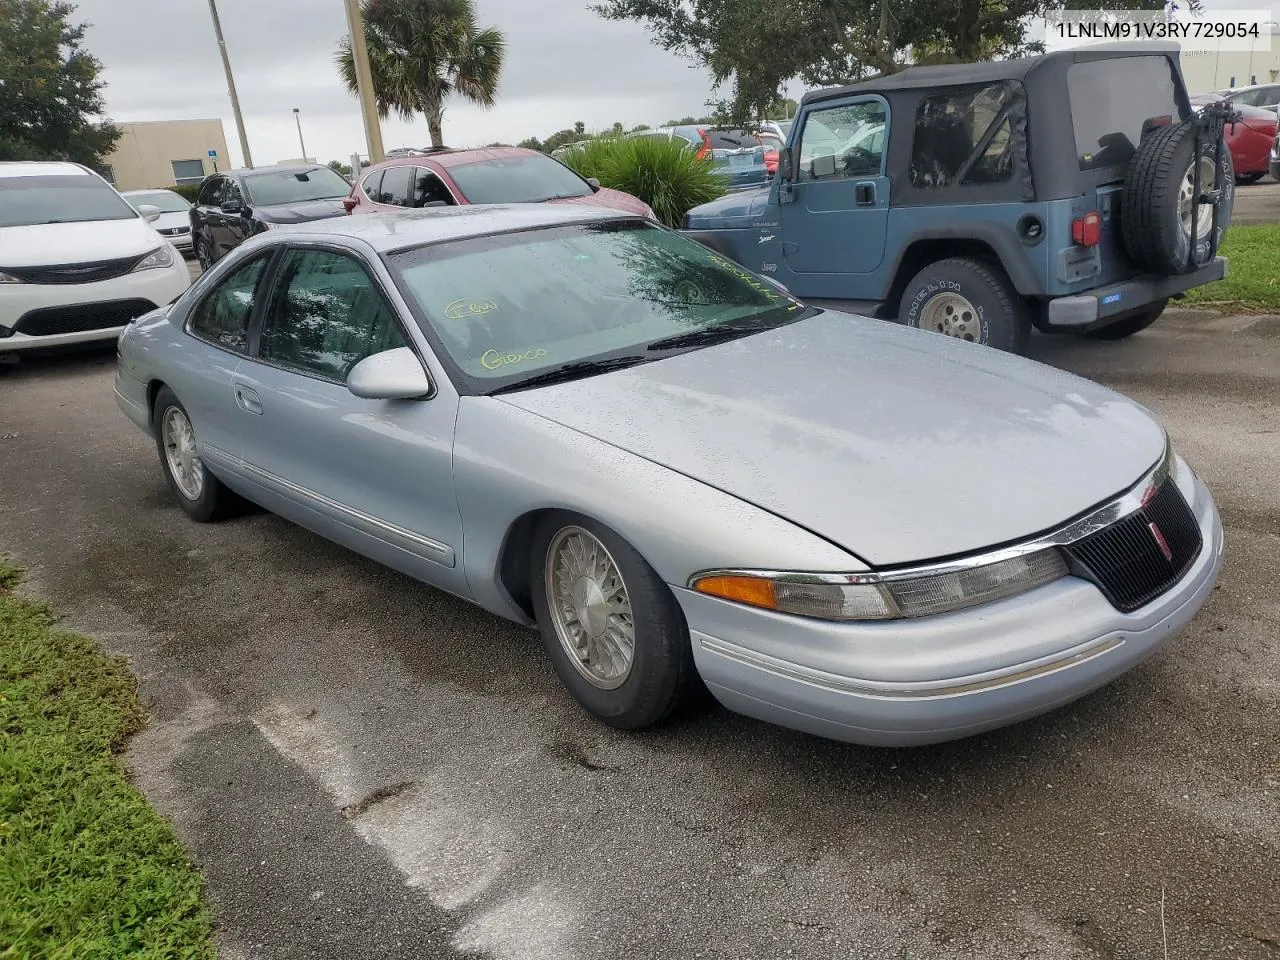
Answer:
[218,164,328,179]
[803,42,1180,105]
[0,161,93,179]
[278,202,635,253]
[361,146,544,174]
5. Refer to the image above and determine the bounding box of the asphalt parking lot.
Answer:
[1233,179,1280,225]
[1,312,1277,960]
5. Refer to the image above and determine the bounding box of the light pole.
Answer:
[205,0,253,168]
[293,108,308,160]
[343,0,385,164]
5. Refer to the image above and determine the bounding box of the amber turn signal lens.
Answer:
[693,575,778,610]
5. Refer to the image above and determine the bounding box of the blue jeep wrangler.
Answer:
[683,44,1235,353]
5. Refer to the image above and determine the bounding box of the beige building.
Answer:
[103,119,232,191]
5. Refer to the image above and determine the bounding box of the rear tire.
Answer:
[1079,299,1167,340]
[899,257,1030,354]
[152,387,237,522]
[1235,171,1264,185]
[530,513,695,730]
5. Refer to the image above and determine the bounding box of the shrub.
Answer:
[164,183,202,202]
[560,136,728,228]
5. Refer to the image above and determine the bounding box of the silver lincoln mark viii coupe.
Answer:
[115,205,1224,746]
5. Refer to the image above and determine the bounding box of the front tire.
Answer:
[194,236,214,272]
[153,387,237,522]
[899,257,1030,354]
[530,514,695,730]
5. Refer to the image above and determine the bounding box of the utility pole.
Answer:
[206,0,253,168]
[293,108,308,160]
[343,0,385,163]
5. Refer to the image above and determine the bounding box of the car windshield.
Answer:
[446,154,593,203]
[124,191,190,213]
[0,175,137,228]
[243,167,351,206]
[386,219,806,393]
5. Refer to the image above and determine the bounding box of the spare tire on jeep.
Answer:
[1120,120,1233,275]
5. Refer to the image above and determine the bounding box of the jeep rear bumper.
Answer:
[1046,257,1227,328]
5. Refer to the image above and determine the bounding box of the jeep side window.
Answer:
[910,83,1014,189]
[796,102,887,181]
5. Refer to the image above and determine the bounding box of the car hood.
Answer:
[254,198,349,224]
[682,186,772,227]
[499,312,1166,566]
[151,211,190,231]
[0,216,159,267]
[548,188,652,218]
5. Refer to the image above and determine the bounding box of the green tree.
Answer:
[763,97,798,121]
[596,0,1179,121]
[327,159,353,178]
[337,0,504,149]
[517,136,543,151]
[0,0,119,165]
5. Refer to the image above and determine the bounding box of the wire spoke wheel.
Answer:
[545,526,636,690]
[161,406,203,501]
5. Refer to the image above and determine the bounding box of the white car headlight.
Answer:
[691,549,1068,621]
[131,245,175,272]
[0,271,23,284]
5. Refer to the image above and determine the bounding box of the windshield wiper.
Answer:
[487,355,649,394]
[646,320,774,352]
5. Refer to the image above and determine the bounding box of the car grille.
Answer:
[157,226,190,236]
[1064,480,1202,613]
[2,254,147,285]
[12,299,157,336]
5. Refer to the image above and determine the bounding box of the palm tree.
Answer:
[337,0,504,149]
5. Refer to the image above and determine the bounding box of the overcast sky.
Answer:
[75,0,1275,170]
[73,0,725,167]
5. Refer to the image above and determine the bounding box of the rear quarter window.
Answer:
[1068,56,1181,172]
[910,83,1015,188]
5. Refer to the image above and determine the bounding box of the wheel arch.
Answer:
[882,227,1043,316]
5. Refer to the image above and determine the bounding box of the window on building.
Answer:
[171,159,206,186]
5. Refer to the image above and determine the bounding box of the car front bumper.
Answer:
[0,255,190,353]
[156,230,194,252]
[677,469,1223,747]
[1046,256,1227,329]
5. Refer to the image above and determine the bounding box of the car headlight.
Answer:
[0,271,23,284]
[690,549,1069,621]
[131,245,175,272]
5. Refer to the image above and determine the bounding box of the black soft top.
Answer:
[801,43,1188,203]
[802,42,1182,106]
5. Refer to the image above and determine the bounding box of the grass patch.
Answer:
[1180,224,1280,313]
[0,559,215,959]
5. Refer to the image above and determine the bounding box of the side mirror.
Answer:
[777,147,794,181]
[586,177,601,192]
[347,347,432,400]
[341,197,358,214]
[220,199,243,214]
[138,203,162,223]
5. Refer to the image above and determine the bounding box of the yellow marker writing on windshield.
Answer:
[481,347,548,370]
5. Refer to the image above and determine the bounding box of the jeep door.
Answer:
[779,97,890,281]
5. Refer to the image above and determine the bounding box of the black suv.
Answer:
[189,164,352,270]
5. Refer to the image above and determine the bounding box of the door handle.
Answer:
[855,182,876,206]
[233,383,263,416]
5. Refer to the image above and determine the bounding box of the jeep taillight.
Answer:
[1072,212,1102,247]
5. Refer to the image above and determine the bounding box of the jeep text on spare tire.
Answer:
[682,43,1233,354]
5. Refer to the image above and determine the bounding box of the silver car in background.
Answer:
[114,205,1223,746]
[123,189,194,253]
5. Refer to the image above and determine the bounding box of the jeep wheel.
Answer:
[1121,120,1233,274]
[1079,299,1168,341]
[899,257,1030,354]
